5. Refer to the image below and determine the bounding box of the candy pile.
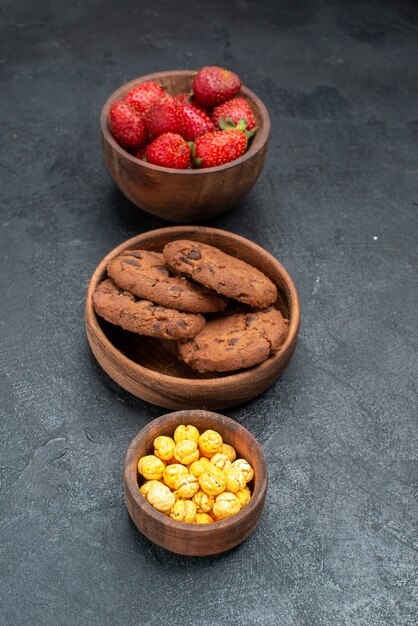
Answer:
[109,65,258,169]
[137,424,254,523]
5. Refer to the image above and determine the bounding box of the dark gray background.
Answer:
[1,0,417,624]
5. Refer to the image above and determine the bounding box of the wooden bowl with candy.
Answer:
[124,410,268,556]
[84,226,300,410]
[100,70,270,222]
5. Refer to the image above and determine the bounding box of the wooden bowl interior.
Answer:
[124,410,268,555]
[101,70,269,168]
[90,227,296,381]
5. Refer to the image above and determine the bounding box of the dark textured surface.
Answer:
[1,0,417,624]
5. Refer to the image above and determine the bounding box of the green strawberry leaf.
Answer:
[219,117,237,130]
[245,126,257,139]
[235,118,247,131]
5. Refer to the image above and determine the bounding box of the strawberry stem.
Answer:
[218,117,256,138]
[245,126,257,139]
[219,118,235,131]
[235,118,247,132]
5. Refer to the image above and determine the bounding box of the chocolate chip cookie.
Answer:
[108,249,225,313]
[163,240,277,308]
[92,279,206,340]
[177,307,288,372]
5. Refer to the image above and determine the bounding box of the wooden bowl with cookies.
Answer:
[100,70,270,222]
[124,409,268,556]
[85,226,300,410]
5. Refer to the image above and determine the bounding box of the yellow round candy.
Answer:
[173,424,200,444]
[195,513,214,524]
[189,457,211,478]
[232,459,254,483]
[153,435,175,461]
[137,455,165,480]
[210,453,232,470]
[213,492,241,519]
[198,465,226,496]
[170,499,197,523]
[139,480,162,498]
[193,490,215,513]
[231,459,254,482]
[224,467,246,493]
[173,439,199,465]
[236,487,251,507]
[198,430,223,457]
[146,483,175,514]
[162,463,188,490]
[219,443,236,462]
[173,474,199,499]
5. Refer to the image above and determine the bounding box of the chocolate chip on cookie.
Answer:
[92,279,206,340]
[163,240,277,308]
[177,307,288,372]
[108,249,226,313]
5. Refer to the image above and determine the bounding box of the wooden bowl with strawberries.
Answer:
[100,69,270,222]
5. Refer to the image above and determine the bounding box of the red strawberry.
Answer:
[133,144,149,161]
[174,92,208,113]
[193,128,248,168]
[145,95,184,138]
[109,101,147,150]
[146,133,191,169]
[212,97,256,131]
[123,81,165,114]
[181,105,214,141]
[192,66,241,108]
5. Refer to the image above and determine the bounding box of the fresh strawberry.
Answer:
[145,95,184,138]
[133,144,149,161]
[193,127,248,168]
[123,81,165,114]
[181,105,214,141]
[109,101,148,150]
[174,92,208,113]
[146,133,191,169]
[192,66,241,108]
[212,97,256,131]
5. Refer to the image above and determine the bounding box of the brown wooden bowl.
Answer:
[85,226,300,410]
[124,410,268,556]
[100,70,270,222]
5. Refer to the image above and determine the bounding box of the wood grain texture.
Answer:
[85,226,300,410]
[124,410,268,556]
[100,70,270,222]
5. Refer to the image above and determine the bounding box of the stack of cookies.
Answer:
[92,240,288,373]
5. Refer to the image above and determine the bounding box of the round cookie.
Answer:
[108,250,226,313]
[163,240,277,309]
[177,308,288,372]
[92,279,206,340]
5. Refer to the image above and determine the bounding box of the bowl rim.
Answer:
[100,69,271,175]
[124,409,268,533]
[85,225,301,388]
